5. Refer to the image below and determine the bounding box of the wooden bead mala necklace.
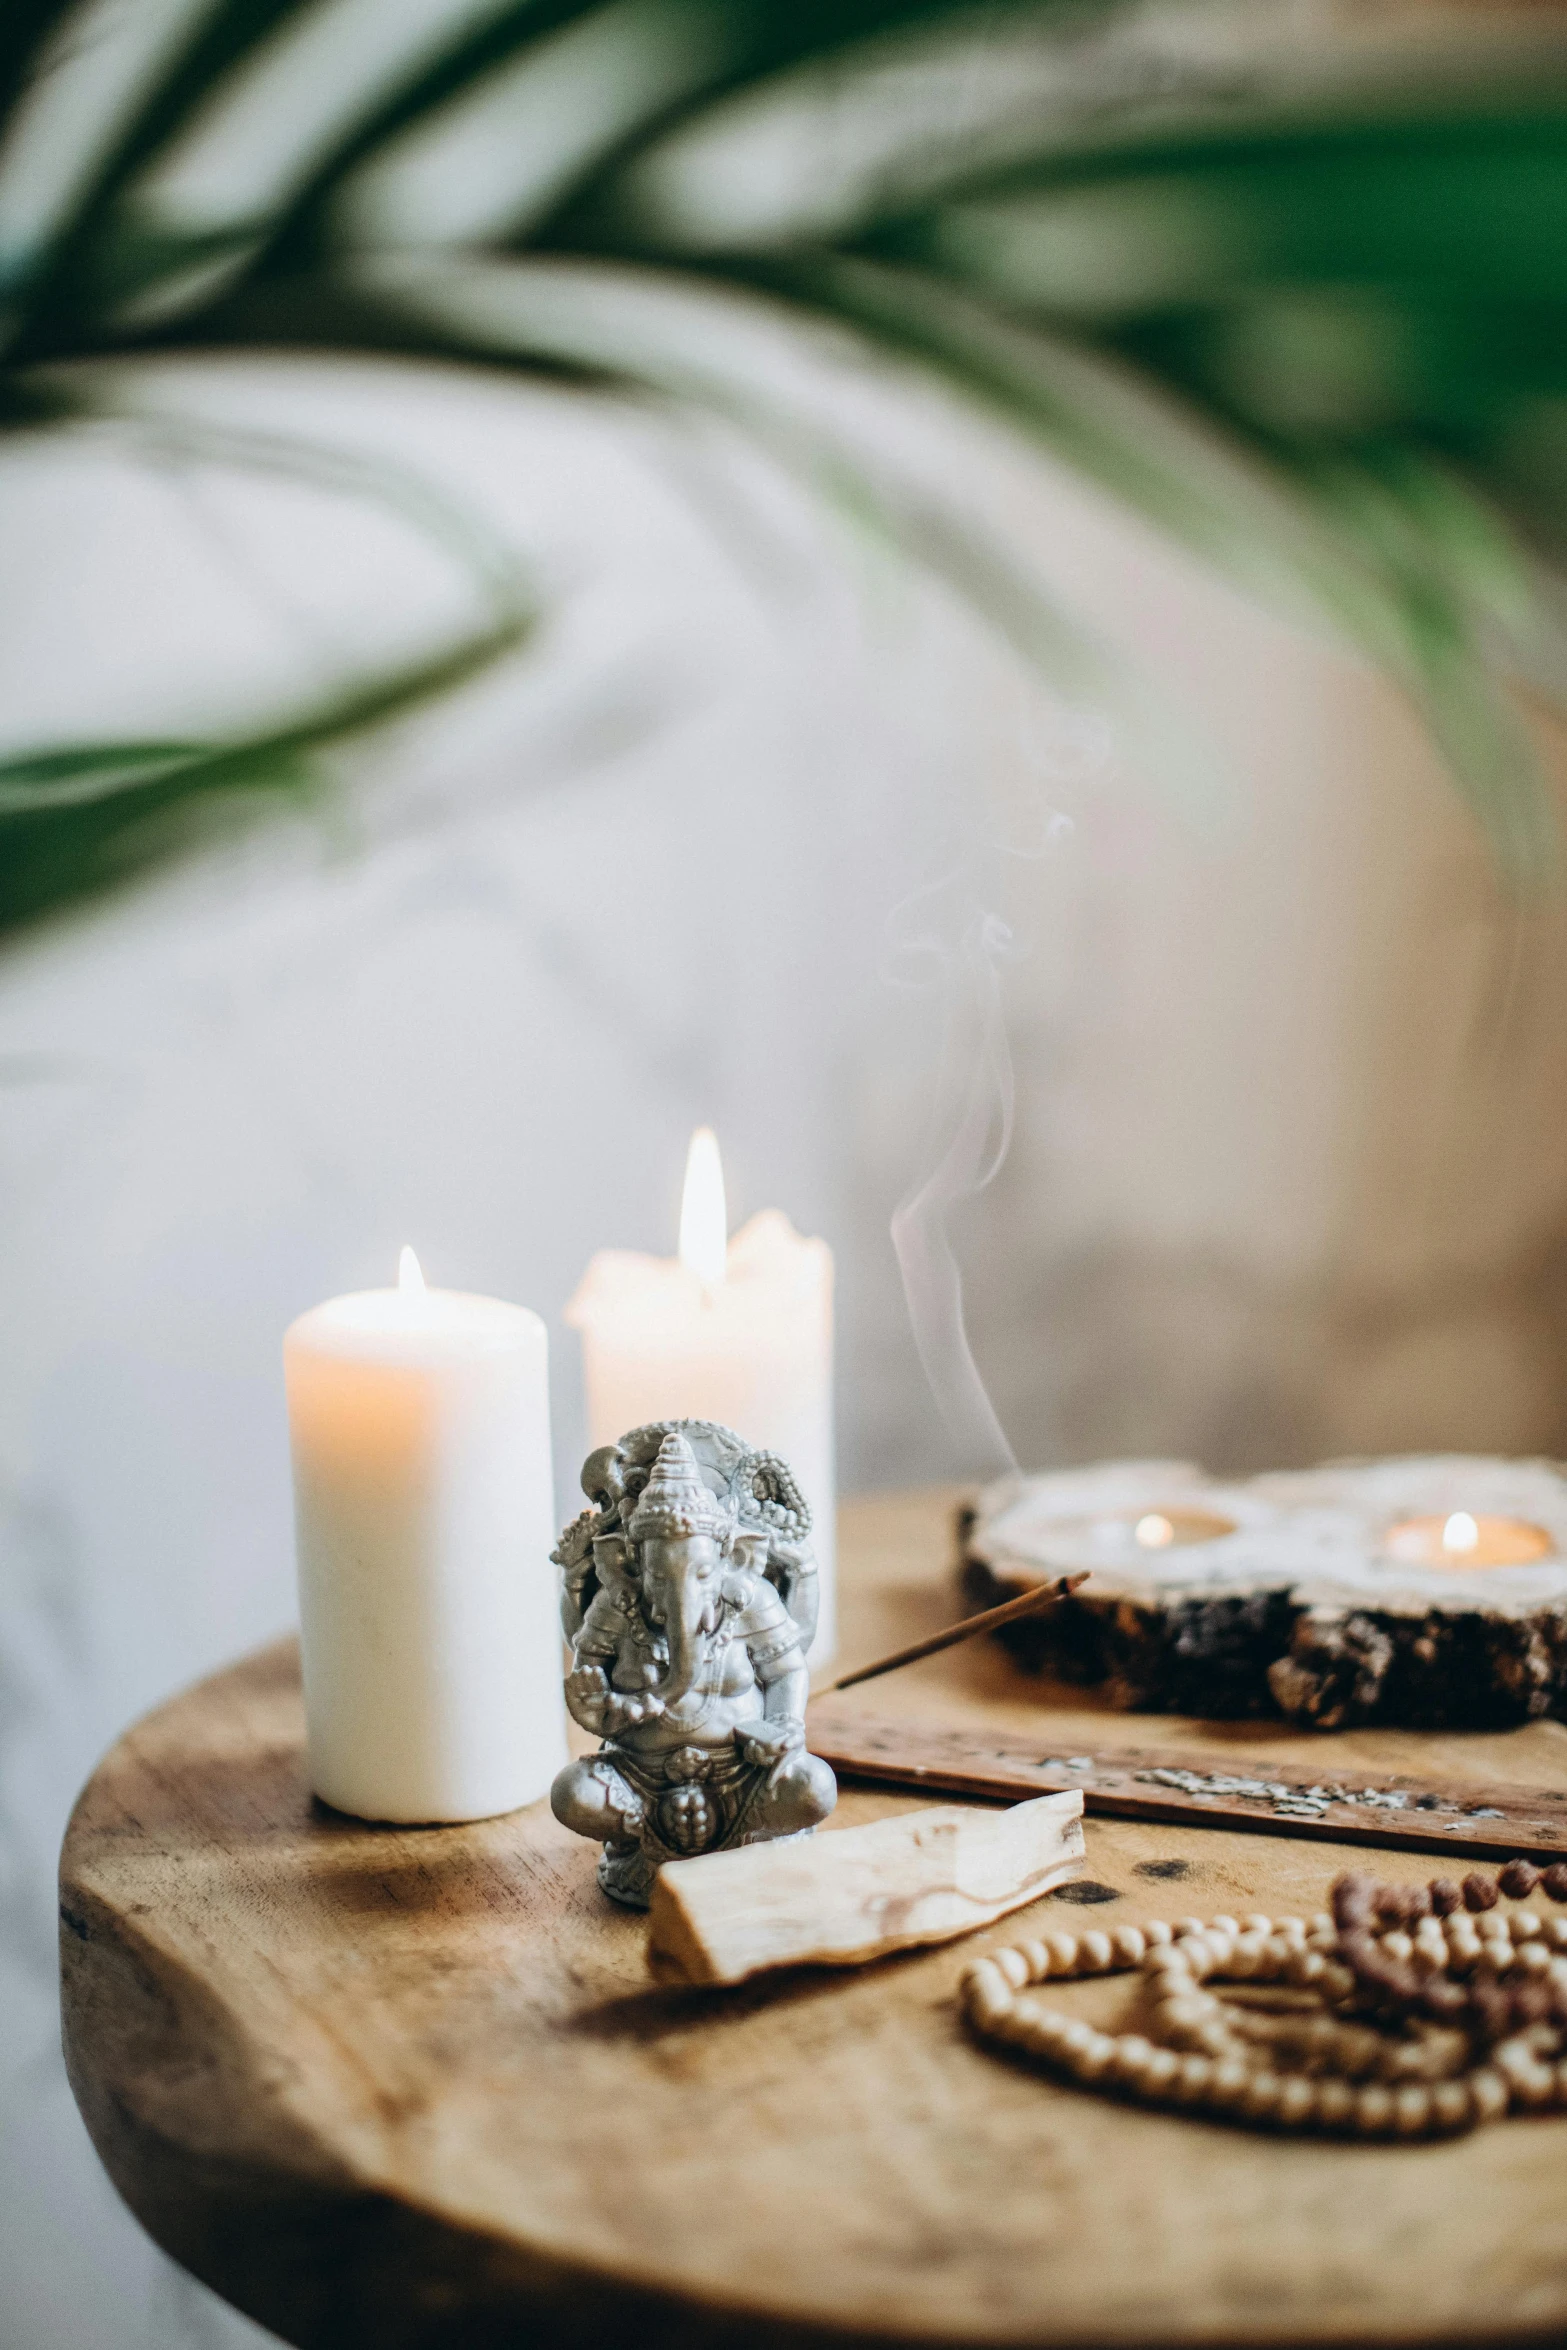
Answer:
[962,1861,1567,2138]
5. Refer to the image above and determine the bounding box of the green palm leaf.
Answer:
[4,0,1567,932]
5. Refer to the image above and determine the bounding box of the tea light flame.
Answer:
[1135,1513,1176,1550]
[398,1245,426,1298]
[678,1126,728,1290]
[1384,1509,1552,1568]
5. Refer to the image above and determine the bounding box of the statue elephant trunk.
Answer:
[641,1536,724,1710]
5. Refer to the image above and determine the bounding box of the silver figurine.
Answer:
[549,1420,837,1907]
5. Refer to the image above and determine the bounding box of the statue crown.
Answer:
[626,1430,731,1543]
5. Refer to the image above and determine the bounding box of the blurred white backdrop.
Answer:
[5,352,1567,2346]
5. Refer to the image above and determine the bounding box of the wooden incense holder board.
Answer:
[807,1698,1567,1861]
[58,1492,1567,2350]
[647,1790,1085,1986]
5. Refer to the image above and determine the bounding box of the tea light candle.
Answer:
[1383,1510,1555,1567]
[567,1130,837,1661]
[1132,1508,1238,1550]
[284,1249,566,1823]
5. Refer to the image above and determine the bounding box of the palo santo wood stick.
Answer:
[822,1573,1089,1693]
[647,1789,1086,1988]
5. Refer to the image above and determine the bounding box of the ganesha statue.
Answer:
[549,1420,837,1906]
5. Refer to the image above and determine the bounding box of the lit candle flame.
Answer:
[398,1245,426,1297]
[1442,1511,1480,1556]
[678,1127,728,1289]
[1135,1513,1175,1550]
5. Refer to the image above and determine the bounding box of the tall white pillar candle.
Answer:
[567,1133,837,1662]
[284,1250,566,1822]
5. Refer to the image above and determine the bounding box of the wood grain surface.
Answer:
[59,1491,1567,2350]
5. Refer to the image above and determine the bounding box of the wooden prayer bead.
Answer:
[1431,2079,1470,2131]
[1241,2071,1283,2123]
[1173,2054,1213,2103]
[1276,2076,1315,2128]
[1316,2077,1355,2129]
[1463,1872,1500,1912]
[1499,1860,1541,1901]
[969,1985,1011,2033]
[1073,2034,1115,2082]
[1141,2045,1180,2092]
[987,1988,1030,2037]
[1355,2084,1395,2135]
[1392,2084,1431,2136]
[995,2002,1037,2046]
[1208,2058,1251,2108]
[1542,1863,1567,1904]
[1110,2035,1155,2084]
[1496,2044,1555,2108]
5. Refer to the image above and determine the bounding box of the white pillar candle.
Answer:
[567,1131,837,1663]
[284,1248,566,1823]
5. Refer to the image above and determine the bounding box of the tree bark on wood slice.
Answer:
[961,1457,1567,1730]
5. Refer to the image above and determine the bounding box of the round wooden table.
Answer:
[60,1493,1567,2350]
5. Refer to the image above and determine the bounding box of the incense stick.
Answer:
[822,1574,1090,1693]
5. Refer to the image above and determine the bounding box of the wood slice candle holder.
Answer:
[960,1457,1567,1732]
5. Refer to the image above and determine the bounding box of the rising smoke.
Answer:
[886,706,1103,1479]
